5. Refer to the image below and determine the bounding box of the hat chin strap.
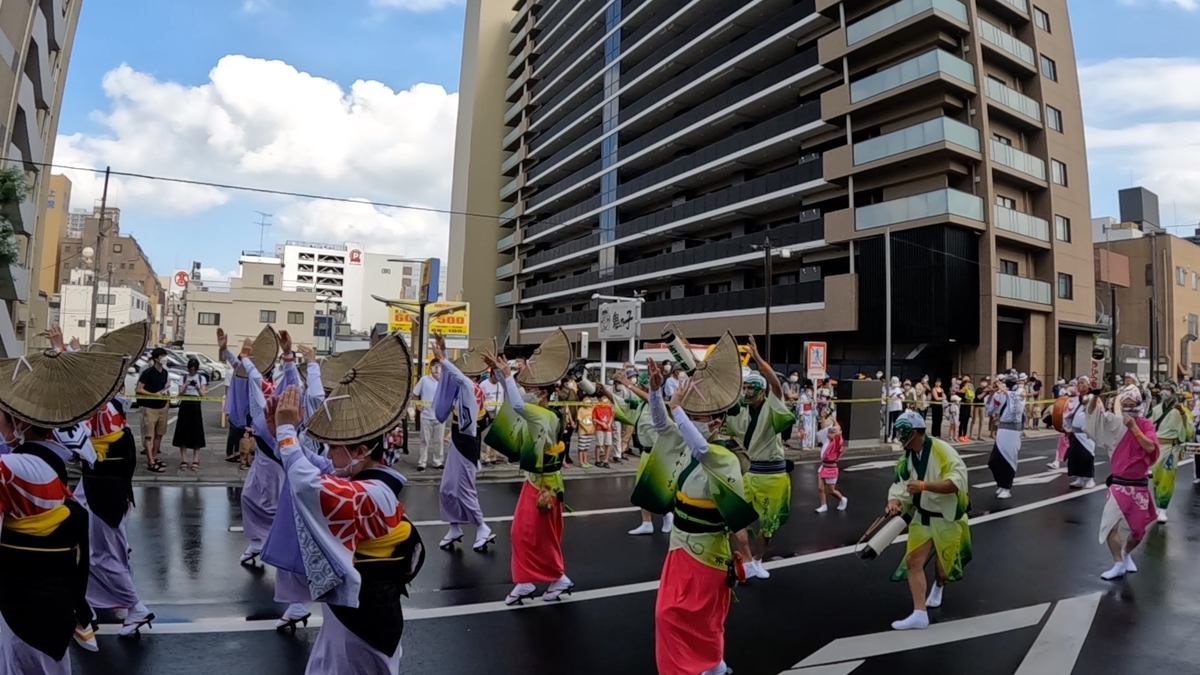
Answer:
[10,356,31,381]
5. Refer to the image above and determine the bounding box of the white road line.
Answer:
[411,506,641,527]
[795,603,1049,668]
[1014,593,1102,675]
[113,484,1109,634]
[966,455,1048,473]
[846,453,982,473]
[781,661,865,675]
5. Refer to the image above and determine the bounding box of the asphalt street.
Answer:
[69,435,1200,674]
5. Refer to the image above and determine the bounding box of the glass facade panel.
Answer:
[996,273,1052,304]
[990,139,1047,180]
[984,78,1042,121]
[846,0,968,45]
[855,188,984,231]
[854,117,979,165]
[994,205,1050,241]
[977,18,1035,66]
[850,50,975,103]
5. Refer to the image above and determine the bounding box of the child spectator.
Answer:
[593,395,614,468]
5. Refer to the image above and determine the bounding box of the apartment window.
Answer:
[197,312,220,326]
[1057,273,1073,300]
[96,319,110,329]
[260,310,277,323]
[996,195,1017,210]
[1051,160,1068,186]
[288,311,305,325]
[1177,266,1188,286]
[381,268,391,274]
[1034,7,1051,32]
[1000,259,1019,276]
[992,133,1013,146]
[1190,314,1199,337]
[1041,55,1058,81]
[1054,215,1071,242]
[1193,273,1198,290]
[1046,106,1063,132]
[1146,264,1153,286]
[263,274,275,286]
[77,320,85,327]
[119,263,126,269]
[402,266,412,276]
[129,263,135,271]
[98,294,115,305]
[112,244,123,253]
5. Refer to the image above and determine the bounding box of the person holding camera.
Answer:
[173,358,209,471]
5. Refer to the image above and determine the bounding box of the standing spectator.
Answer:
[593,394,614,468]
[1052,378,1065,399]
[576,396,596,468]
[413,360,445,472]
[957,375,975,442]
[173,358,208,471]
[479,370,505,466]
[783,370,802,411]
[915,376,929,420]
[930,378,946,437]
[137,348,171,473]
[968,376,990,441]
[1027,372,1043,429]
[886,377,904,442]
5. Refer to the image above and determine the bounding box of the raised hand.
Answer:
[647,358,663,392]
[745,336,761,361]
[241,337,254,357]
[430,332,447,362]
[669,377,694,410]
[69,336,82,351]
[217,328,227,351]
[275,386,302,428]
[298,344,316,363]
[44,325,65,352]
[279,330,293,355]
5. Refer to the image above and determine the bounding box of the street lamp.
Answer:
[749,238,792,364]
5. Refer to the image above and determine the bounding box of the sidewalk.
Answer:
[130,428,1062,487]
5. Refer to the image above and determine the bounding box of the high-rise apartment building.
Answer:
[450,0,1099,378]
[0,0,84,356]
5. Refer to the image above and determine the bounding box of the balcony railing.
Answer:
[523,308,598,329]
[996,273,1051,305]
[850,49,975,104]
[853,116,979,165]
[855,188,984,231]
[997,0,1029,13]
[496,290,515,304]
[977,18,1035,66]
[984,78,1041,122]
[993,205,1050,242]
[989,140,1046,181]
[497,232,517,251]
[642,280,825,319]
[847,0,968,45]
[496,261,516,278]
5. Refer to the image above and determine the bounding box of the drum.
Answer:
[1051,396,1070,433]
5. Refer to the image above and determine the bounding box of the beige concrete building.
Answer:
[0,0,84,355]
[449,0,1098,380]
[183,254,314,362]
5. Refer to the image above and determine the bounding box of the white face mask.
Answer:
[789,375,799,383]
[332,446,370,477]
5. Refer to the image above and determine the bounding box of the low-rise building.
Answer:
[58,269,151,347]
[183,254,314,361]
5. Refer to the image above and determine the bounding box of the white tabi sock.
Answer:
[926,583,944,609]
[891,610,930,631]
[1122,552,1138,573]
[1101,562,1126,580]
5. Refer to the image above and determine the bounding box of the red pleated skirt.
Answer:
[655,548,731,675]
[510,480,565,583]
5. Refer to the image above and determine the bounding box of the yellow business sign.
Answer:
[388,302,470,348]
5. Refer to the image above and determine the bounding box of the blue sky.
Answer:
[51,0,1200,282]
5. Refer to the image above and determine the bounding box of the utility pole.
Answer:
[1149,230,1159,382]
[87,167,111,343]
[254,211,273,254]
[763,236,773,364]
[884,227,892,387]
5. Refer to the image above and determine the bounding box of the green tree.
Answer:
[0,167,26,267]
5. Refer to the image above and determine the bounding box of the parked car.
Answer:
[180,350,225,381]
[124,355,184,408]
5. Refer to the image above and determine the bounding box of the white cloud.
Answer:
[1082,57,1200,225]
[241,0,271,13]
[54,55,458,258]
[1118,0,1198,9]
[369,0,463,10]
[198,267,236,282]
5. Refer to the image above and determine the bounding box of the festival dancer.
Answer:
[220,327,282,566]
[1064,376,1098,489]
[1148,383,1191,524]
[1048,379,1076,470]
[722,336,795,581]
[985,374,1023,499]
[271,331,424,675]
[814,415,847,513]
[886,411,972,631]
[615,370,675,536]
[431,333,495,552]
[481,329,574,605]
[631,335,756,675]
[0,344,131,672]
[1083,389,1160,580]
[256,340,330,632]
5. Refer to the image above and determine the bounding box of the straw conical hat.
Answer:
[89,320,150,358]
[454,338,495,377]
[0,350,130,427]
[304,333,413,445]
[516,328,573,389]
[317,350,368,391]
[679,331,743,416]
[234,326,280,378]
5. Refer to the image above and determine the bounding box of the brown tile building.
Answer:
[450,0,1099,380]
[57,207,165,344]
